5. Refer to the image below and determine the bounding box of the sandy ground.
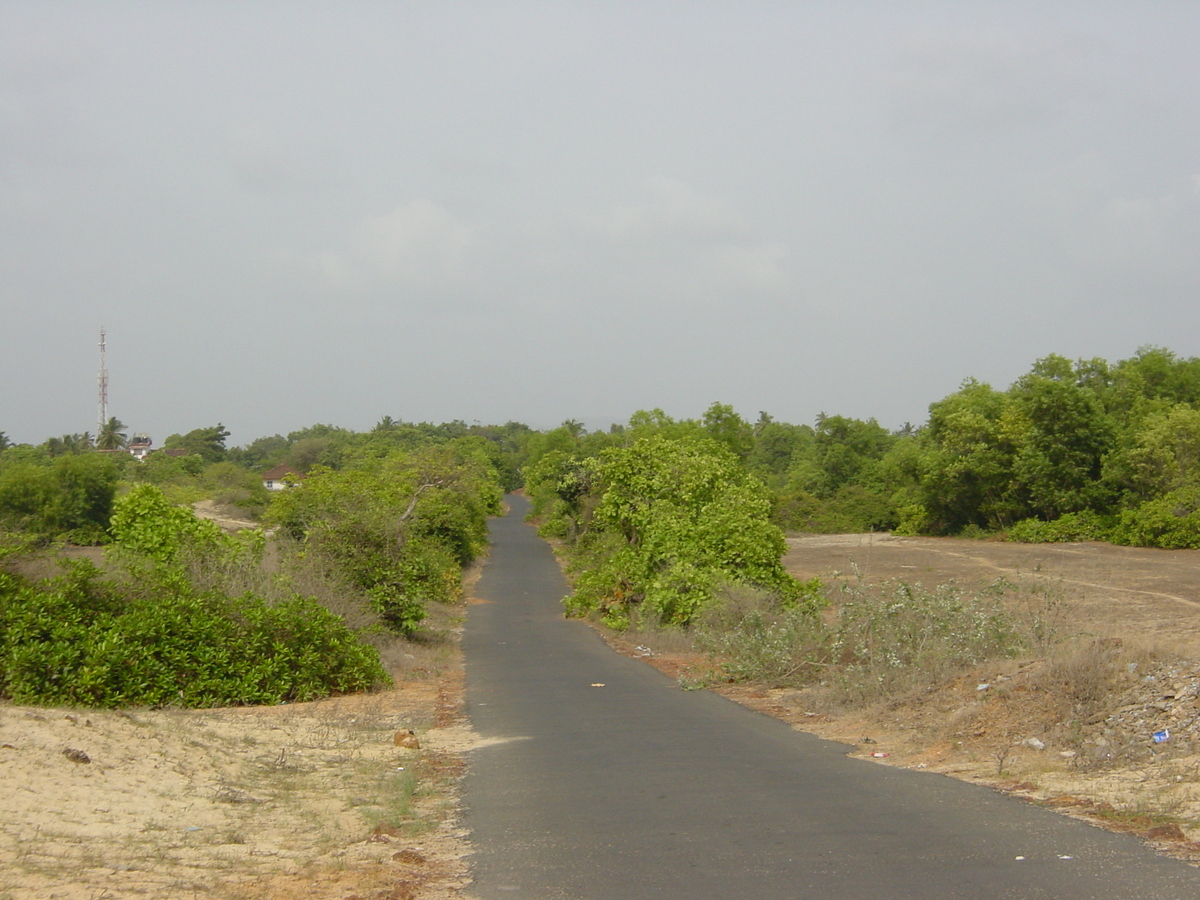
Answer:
[0,671,483,900]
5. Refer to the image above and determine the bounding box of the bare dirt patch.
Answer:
[192,500,261,534]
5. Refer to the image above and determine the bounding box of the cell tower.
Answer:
[98,328,108,434]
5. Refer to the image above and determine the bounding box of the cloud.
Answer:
[590,176,747,242]
[706,241,789,291]
[571,178,789,301]
[227,125,301,193]
[317,200,473,291]
[886,25,1086,140]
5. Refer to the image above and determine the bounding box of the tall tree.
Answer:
[96,417,129,451]
[164,424,231,463]
[1008,373,1114,519]
[702,402,754,460]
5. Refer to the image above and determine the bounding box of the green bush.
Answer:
[546,436,801,628]
[266,446,501,635]
[1109,487,1200,549]
[773,484,897,534]
[0,453,119,542]
[1007,510,1116,544]
[0,561,388,708]
[110,484,230,561]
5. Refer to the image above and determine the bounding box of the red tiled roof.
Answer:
[261,464,304,481]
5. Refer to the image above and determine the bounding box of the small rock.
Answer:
[393,730,420,750]
[1023,738,1046,751]
[63,747,91,764]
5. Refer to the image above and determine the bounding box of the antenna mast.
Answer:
[98,328,108,434]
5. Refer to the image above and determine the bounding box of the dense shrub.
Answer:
[266,446,502,635]
[0,453,119,543]
[1108,487,1200,549]
[110,484,230,560]
[773,484,897,534]
[0,560,388,708]
[536,436,802,628]
[1007,510,1116,544]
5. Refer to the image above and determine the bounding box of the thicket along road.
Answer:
[461,497,1200,899]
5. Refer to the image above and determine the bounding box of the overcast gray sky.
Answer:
[2,1,1198,446]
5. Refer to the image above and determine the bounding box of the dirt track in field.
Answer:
[783,534,1200,650]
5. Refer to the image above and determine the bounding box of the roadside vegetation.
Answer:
[6,345,1200,710]
[0,420,513,709]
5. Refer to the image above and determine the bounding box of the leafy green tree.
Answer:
[224,434,286,469]
[40,433,94,457]
[1109,346,1200,418]
[623,408,705,444]
[164,424,231,463]
[702,402,753,460]
[746,418,813,486]
[0,453,118,541]
[917,379,1021,532]
[1008,371,1114,519]
[553,436,801,627]
[1105,404,1200,503]
[808,414,895,495]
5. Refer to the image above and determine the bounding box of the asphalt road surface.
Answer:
[462,496,1200,899]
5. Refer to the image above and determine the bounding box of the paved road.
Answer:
[462,497,1200,899]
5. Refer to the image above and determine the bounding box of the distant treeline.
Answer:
[516,346,1200,550]
[5,345,1200,552]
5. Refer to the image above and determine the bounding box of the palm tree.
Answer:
[97,417,128,451]
[42,433,92,456]
[373,415,398,433]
